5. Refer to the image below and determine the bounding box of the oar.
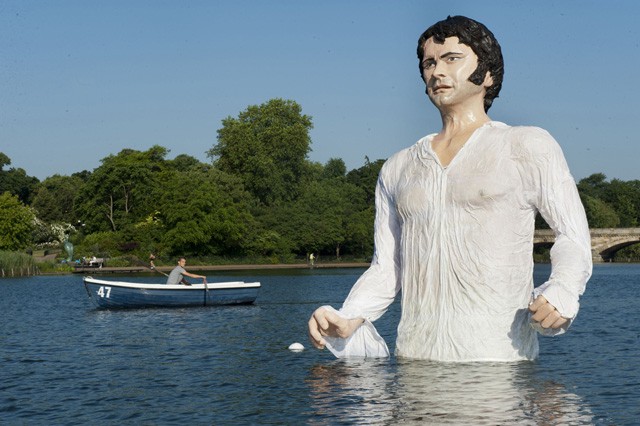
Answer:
[148,260,169,277]
[203,278,209,306]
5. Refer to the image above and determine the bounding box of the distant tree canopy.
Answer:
[156,168,256,256]
[0,192,35,251]
[578,173,640,228]
[0,153,10,169]
[322,158,347,180]
[208,98,313,205]
[0,152,39,204]
[31,174,85,224]
[346,157,385,205]
[8,101,640,263]
[75,145,169,233]
[19,99,378,262]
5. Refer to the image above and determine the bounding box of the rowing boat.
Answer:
[83,276,260,308]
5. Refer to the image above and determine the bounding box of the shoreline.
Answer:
[70,262,370,275]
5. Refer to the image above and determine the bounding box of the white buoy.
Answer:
[288,342,305,351]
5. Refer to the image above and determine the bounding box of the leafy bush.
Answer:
[75,231,124,258]
[35,260,74,274]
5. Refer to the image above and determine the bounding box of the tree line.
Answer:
[1,98,640,265]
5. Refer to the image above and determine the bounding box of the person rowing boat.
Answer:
[166,257,207,286]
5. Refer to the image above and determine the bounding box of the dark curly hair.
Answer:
[417,16,504,112]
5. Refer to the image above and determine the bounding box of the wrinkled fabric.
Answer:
[333,122,592,362]
[322,306,390,358]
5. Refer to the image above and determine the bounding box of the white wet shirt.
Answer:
[326,122,592,362]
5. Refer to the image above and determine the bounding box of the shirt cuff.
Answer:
[533,281,580,319]
[531,282,580,336]
[321,306,390,358]
[529,315,571,336]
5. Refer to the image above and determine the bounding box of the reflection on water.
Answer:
[307,359,593,425]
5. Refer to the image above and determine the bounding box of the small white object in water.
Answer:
[288,342,304,351]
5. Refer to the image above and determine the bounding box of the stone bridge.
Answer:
[534,228,640,262]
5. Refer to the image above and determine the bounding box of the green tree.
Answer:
[208,98,313,205]
[31,174,85,223]
[157,168,257,256]
[0,153,10,169]
[322,158,347,180]
[76,146,168,233]
[318,158,375,257]
[606,179,640,227]
[256,157,380,259]
[0,152,39,204]
[580,194,620,228]
[264,177,371,259]
[577,173,640,228]
[0,192,35,251]
[577,173,609,200]
[169,154,209,172]
[344,206,375,257]
[346,157,386,204]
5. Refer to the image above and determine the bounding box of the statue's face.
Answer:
[421,36,490,111]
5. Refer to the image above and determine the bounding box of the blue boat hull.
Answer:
[83,277,260,308]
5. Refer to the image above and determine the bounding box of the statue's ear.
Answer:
[483,71,494,88]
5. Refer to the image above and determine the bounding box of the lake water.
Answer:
[1,264,638,425]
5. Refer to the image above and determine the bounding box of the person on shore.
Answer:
[149,253,158,270]
[167,257,207,286]
[308,15,592,362]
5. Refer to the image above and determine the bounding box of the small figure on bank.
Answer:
[166,257,207,286]
[309,253,315,268]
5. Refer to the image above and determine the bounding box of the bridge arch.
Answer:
[598,241,640,261]
[533,228,640,262]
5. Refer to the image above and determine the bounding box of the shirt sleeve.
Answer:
[515,127,592,335]
[340,164,403,320]
[323,162,403,358]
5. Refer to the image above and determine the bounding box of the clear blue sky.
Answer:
[2,0,639,181]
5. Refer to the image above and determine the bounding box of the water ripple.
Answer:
[0,268,638,424]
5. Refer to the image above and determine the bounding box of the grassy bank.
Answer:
[0,251,38,277]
